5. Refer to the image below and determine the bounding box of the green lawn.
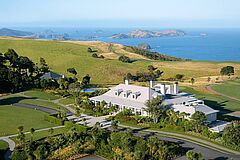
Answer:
[23,90,60,100]
[212,79,240,100]
[59,96,75,105]
[0,140,8,150]
[0,105,56,136]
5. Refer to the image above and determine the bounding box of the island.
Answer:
[111,29,186,39]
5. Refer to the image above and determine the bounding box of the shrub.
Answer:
[92,53,98,58]
[64,121,89,133]
[118,55,132,63]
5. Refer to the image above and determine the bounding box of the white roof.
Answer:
[195,104,219,115]
[163,96,198,105]
[90,95,146,109]
[209,121,230,132]
[90,84,156,109]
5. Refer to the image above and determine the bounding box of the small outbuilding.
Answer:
[40,71,63,80]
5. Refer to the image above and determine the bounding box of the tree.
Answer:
[166,109,178,125]
[69,82,83,106]
[17,126,25,146]
[30,128,35,142]
[144,96,165,123]
[191,111,207,132]
[92,53,98,58]
[207,77,211,83]
[220,66,234,76]
[88,47,93,53]
[118,55,132,63]
[4,49,19,68]
[175,74,184,81]
[186,150,195,160]
[48,128,54,137]
[147,65,157,72]
[39,57,49,74]
[110,120,118,132]
[134,139,148,159]
[223,121,240,147]
[67,67,77,76]
[190,78,195,85]
[82,74,91,86]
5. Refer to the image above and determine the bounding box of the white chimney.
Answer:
[173,82,179,95]
[150,80,155,88]
[125,79,129,85]
[160,84,166,95]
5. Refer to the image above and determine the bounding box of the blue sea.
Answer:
[16,27,240,61]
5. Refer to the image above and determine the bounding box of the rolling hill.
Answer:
[0,36,239,84]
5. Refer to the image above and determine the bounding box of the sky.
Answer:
[0,0,240,28]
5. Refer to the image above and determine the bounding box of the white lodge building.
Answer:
[90,80,218,122]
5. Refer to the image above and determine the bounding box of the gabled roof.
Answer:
[163,96,198,105]
[195,104,219,115]
[90,84,157,109]
[40,71,62,80]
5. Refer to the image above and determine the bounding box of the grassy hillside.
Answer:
[0,37,239,84]
[212,79,240,100]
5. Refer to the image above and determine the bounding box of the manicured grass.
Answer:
[0,140,8,150]
[180,86,240,120]
[23,90,60,100]
[212,79,240,100]
[11,127,68,142]
[0,105,56,136]
[59,97,75,105]
[0,38,239,84]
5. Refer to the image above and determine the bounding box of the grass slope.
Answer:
[0,105,55,136]
[212,79,240,100]
[0,38,239,84]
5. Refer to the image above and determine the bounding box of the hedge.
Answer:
[64,121,89,134]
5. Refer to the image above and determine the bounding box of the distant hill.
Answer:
[0,28,33,36]
[111,29,186,39]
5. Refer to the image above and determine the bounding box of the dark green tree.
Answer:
[220,66,234,76]
[82,74,91,86]
[67,67,77,76]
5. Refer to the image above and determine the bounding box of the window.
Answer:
[132,94,135,99]
[115,92,118,96]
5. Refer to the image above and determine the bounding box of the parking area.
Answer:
[67,114,112,129]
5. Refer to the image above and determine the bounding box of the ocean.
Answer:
[15,27,240,61]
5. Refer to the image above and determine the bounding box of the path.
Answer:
[51,97,75,114]
[206,85,240,102]
[119,124,240,158]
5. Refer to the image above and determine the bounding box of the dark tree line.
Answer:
[125,65,164,82]
[124,46,191,61]
[0,49,50,93]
